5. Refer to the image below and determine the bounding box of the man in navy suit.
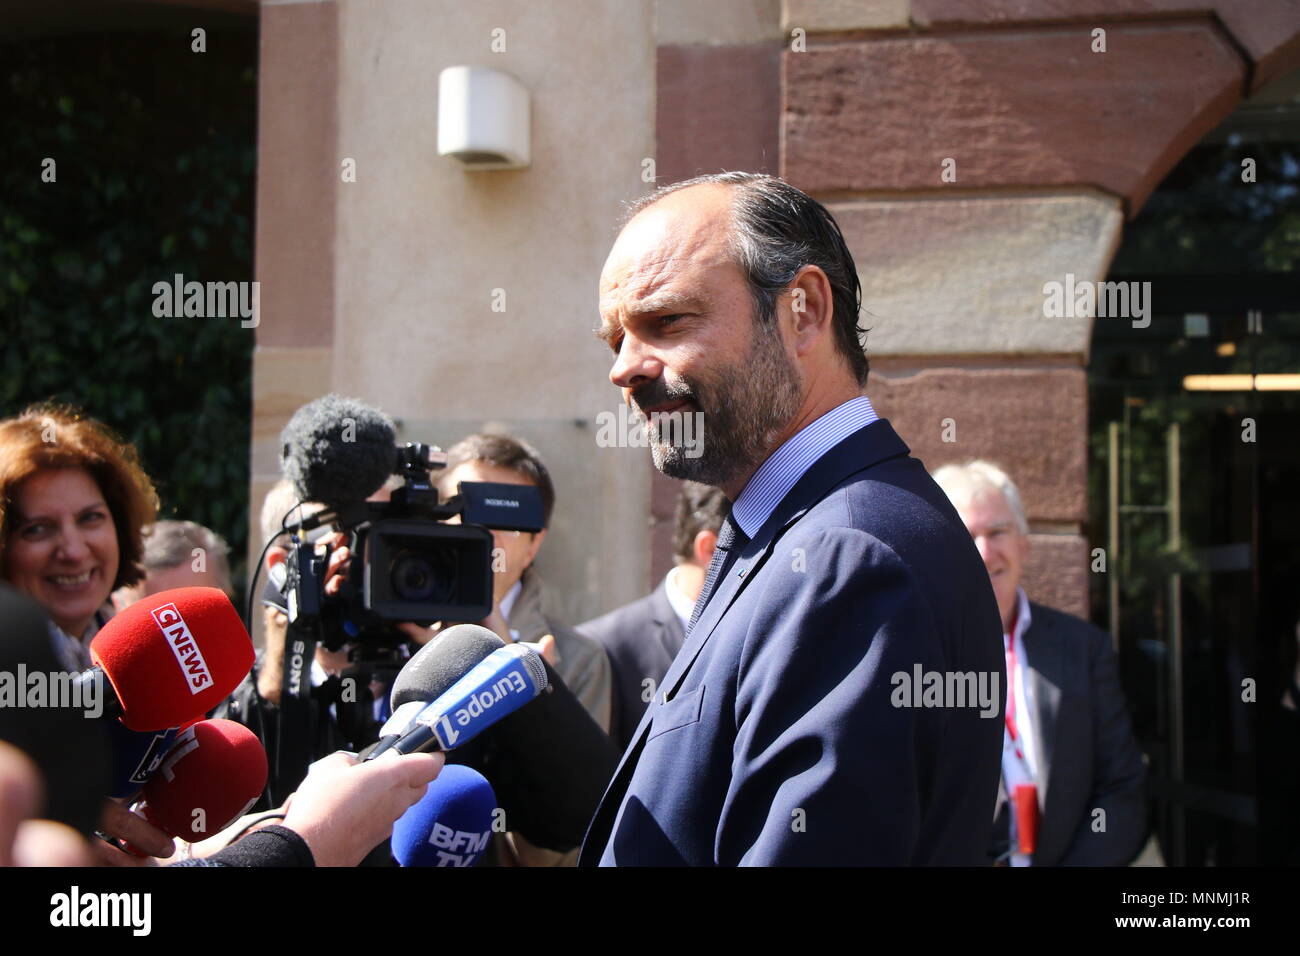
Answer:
[581,172,1006,865]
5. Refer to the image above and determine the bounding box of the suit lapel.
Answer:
[649,580,685,660]
[1023,606,1062,810]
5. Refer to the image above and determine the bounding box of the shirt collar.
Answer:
[499,579,524,622]
[1004,587,1032,644]
[663,567,696,631]
[731,395,879,539]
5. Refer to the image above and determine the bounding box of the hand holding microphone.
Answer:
[282,750,444,867]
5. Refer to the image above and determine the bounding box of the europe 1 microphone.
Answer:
[364,644,548,759]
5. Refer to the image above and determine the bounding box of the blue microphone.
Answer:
[392,764,497,867]
[105,718,178,800]
[367,644,547,758]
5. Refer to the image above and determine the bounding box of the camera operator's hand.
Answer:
[321,531,351,598]
[281,750,444,867]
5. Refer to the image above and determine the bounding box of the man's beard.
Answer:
[631,319,803,488]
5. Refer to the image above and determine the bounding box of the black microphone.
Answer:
[279,394,399,512]
[358,624,505,760]
[481,656,621,851]
[372,644,547,758]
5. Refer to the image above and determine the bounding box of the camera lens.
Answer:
[390,548,453,603]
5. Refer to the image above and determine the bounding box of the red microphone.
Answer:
[87,587,255,731]
[141,719,268,841]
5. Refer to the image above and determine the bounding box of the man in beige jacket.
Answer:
[438,433,612,735]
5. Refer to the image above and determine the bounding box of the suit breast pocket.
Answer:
[646,684,705,742]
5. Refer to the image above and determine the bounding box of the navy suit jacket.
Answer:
[990,603,1147,866]
[580,419,1006,865]
[578,581,687,752]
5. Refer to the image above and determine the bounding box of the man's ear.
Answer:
[264,550,286,575]
[786,264,834,358]
[694,529,718,567]
[523,527,547,569]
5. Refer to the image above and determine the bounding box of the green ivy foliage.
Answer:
[1,32,256,575]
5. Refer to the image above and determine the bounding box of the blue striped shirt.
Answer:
[731,396,879,539]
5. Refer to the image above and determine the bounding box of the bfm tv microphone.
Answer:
[365,644,548,759]
[141,719,269,841]
[392,764,497,867]
[360,623,504,760]
[85,587,255,731]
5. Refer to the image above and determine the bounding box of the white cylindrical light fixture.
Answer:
[438,66,530,170]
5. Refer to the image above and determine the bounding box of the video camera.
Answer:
[263,394,546,800]
[282,441,545,651]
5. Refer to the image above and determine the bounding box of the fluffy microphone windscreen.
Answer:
[389,624,504,710]
[142,719,268,840]
[392,764,497,867]
[279,394,397,510]
[89,587,254,731]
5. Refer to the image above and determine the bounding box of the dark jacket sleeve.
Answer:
[1058,625,1147,865]
[169,825,315,867]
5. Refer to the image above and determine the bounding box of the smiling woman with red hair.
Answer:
[0,404,158,668]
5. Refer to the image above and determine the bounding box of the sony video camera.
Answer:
[281,440,545,651]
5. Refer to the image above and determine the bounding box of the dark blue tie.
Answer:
[687,514,746,634]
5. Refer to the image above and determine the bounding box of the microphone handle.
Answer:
[357,734,398,761]
[366,722,445,760]
[76,666,122,721]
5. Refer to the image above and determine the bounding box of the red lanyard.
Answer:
[1005,634,1024,760]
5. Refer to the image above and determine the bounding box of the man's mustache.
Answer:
[630,380,700,419]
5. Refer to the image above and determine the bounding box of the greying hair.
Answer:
[140,520,233,593]
[624,172,868,386]
[931,460,1029,535]
[259,478,324,549]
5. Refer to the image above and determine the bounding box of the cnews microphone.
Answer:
[392,764,496,867]
[86,587,255,731]
[141,719,269,841]
[360,623,504,760]
[366,644,547,759]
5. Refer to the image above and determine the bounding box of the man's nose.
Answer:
[609,336,662,390]
[974,534,995,567]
